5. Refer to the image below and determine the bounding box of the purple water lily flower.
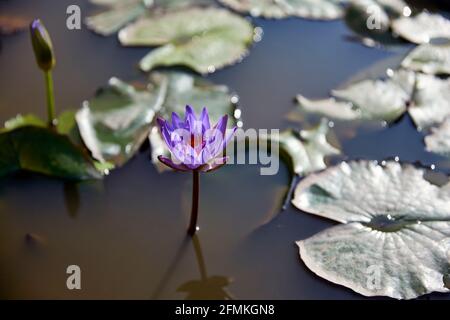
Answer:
[157,106,236,172]
[156,106,237,236]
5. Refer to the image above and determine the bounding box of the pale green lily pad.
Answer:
[147,71,238,172]
[86,0,150,36]
[402,41,450,75]
[344,0,411,48]
[296,69,415,123]
[261,118,340,177]
[293,160,450,299]
[151,72,237,123]
[425,118,450,159]
[76,77,166,167]
[219,0,346,20]
[0,126,101,180]
[86,0,211,36]
[409,74,450,130]
[297,69,450,129]
[392,12,450,44]
[118,7,254,74]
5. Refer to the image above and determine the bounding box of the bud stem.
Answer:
[187,170,200,236]
[44,70,56,126]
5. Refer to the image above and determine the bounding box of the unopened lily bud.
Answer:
[30,19,55,71]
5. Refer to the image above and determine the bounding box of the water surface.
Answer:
[0,0,449,299]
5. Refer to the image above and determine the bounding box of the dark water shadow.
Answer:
[177,235,234,300]
[63,182,80,219]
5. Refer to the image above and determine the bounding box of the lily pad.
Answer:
[86,0,211,36]
[297,68,450,130]
[0,126,101,180]
[76,77,167,167]
[408,74,450,130]
[402,41,450,75]
[118,7,254,74]
[296,69,415,123]
[2,114,46,131]
[425,118,450,159]
[263,118,340,177]
[152,72,237,122]
[343,0,411,48]
[147,71,238,171]
[392,12,450,44]
[218,0,346,20]
[293,160,450,299]
[86,0,150,36]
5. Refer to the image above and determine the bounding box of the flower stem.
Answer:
[44,70,56,127]
[187,170,200,236]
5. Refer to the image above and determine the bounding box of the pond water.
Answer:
[0,0,449,299]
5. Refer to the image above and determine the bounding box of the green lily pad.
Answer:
[147,71,238,172]
[2,114,46,131]
[218,0,346,20]
[392,12,450,44]
[76,77,167,167]
[262,118,340,177]
[425,118,450,159]
[86,0,211,36]
[344,0,411,47]
[118,7,254,74]
[293,160,450,299]
[408,74,450,130]
[151,71,237,123]
[0,126,101,180]
[402,41,450,75]
[86,0,150,36]
[296,69,415,123]
[297,68,450,130]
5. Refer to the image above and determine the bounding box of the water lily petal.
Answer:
[200,107,211,132]
[157,155,190,171]
[185,105,196,121]
[214,115,228,137]
[205,128,225,158]
[223,126,237,149]
[171,112,185,129]
[157,117,174,146]
[200,156,229,172]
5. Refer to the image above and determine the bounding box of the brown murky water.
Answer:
[0,0,449,299]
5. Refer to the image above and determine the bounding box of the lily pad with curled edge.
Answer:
[118,7,255,74]
[218,0,346,20]
[293,160,450,299]
[392,12,450,44]
[343,0,411,48]
[297,69,450,130]
[425,118,450,159]
[76,77,167,168]
[266,118,340,177]
[86,0,151,36]
[0,126,101,180]
[147,71,239,172]
[408,74,450,130]
[296,69,415,123]
[86,0,212,36]
[402,40,450,75]
[259,119,340,209]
